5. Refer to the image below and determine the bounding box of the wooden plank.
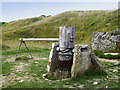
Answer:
[59,26,75,50]
[19,38,59,41]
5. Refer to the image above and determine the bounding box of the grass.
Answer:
[47,70,70,80]
[28,59,48,78]
[93,50,120,59]
[2,62,15,76]
[2,47,50,56]
[2,9,119,45]
[104,45,120,53]
[2,40,55,50]
[2,44,10,50]
[1,9,120,88]
[15,56,31,61]
[113,31,120,36]
[2,47,119,88]
[99,61,115,68]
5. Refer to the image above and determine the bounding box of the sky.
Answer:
[1,1,119,22]
[1,0,120,2]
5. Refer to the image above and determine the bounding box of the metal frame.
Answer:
[16,40,33,59]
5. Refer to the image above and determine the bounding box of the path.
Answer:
[97,57,119,63]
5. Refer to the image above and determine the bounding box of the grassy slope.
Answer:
[2,10,119,45]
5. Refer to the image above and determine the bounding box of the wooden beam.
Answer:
[19,38,59,41]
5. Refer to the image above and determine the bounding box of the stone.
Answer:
[57,26,75,76]
[113,69,118,72]
[19,80,24,83]
[47,43,59,73]
[34,62,38,64]
[43,74,48,78]
[59,26,75,50]
[92,30,120,51]
[93,82,98,85]
[106,86,108,88]
[116,28,120,32]
[71,45,91,76]
[106,23,111,26]
[71,45,105,77]
[112,36,118,41]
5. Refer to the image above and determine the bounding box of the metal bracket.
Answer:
[16,39,33,59]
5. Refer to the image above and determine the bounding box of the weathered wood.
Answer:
[59,26,75,50]
[19,38,59,41]
[58,26,75,72]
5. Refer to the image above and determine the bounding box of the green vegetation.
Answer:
[2,46,119,88]
[2,9,120,88]
[2,47,50,56]
[2,44,10,50]
[15,56,31,61]
[93,50,120,59]
[47,70,70,80]
[104,46,120,53]
[113,31,120,36]
[2,10,119,45]
[2,62,15,76]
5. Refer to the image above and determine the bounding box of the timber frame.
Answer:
[16,38,59,59]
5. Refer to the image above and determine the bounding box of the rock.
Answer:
[93,82,98,85]
[106,35,110,40]
[59,26,75,50]
[106,86,108,88]
[71,45,91,77]
[92,31,119,51]
[116,28,120,32]
[47,43,59,73]
[71,45,104,77]
[34,62,38,64]
[43,74,48,78]
[19,80,24,83]
[106,23,111,26]
[113,69,118,72]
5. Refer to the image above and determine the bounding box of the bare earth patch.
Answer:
[97,57,119,63]
[104,53,120,55]
[63,85,75,88]
[4,55,47,63]
[77,84,84,88]
[4,57,16,63]
[2,61,34,88]
[34,57,47,60]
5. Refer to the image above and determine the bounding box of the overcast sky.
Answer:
[1,1,119,22]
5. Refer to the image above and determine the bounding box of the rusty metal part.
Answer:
[57,54,73,71]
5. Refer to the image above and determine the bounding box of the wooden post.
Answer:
[57,26,75,71]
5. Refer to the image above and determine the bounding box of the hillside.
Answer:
[2,10,119,45]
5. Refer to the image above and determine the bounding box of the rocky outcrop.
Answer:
[92,28,120,51]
